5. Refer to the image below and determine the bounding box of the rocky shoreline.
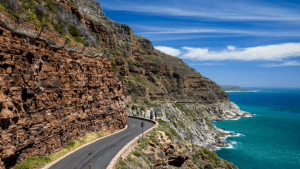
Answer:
[127,101,252,150]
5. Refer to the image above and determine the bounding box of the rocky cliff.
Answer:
[0,25,127,168]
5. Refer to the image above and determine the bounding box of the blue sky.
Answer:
[99,0,300,88]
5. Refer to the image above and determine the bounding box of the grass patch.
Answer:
[13,131,111,169]
[14,156,51,169]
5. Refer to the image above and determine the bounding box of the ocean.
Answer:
[213,88,300,169]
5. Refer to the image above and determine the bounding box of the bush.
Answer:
[74,36,83,43]
[131,104,138,110]
[204,162,214,169]
[53,23,64,34]
[138,143,147,149]
[158,119,167,125]
[68,25,80,37]
[0,3,7,12]
[44,0,55,12]
[203,148,212,155]
[23,3,33,10]
[115,159,127,169]
[132,150,141,157]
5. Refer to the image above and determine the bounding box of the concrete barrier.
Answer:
[107,116,158,169]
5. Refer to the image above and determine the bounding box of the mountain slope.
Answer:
[0,0,249,168]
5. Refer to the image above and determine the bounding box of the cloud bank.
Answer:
[260,61,300,67]
[155,43,300,61]
[179,43,300,61]
[155,46,181,56]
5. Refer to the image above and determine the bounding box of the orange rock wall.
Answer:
[0,26,127,168]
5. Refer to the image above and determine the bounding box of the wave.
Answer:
[215,141,238,151]
[232,117,241,120]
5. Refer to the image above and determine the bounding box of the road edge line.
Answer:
[107,116,159,169]
[42,124,128,169]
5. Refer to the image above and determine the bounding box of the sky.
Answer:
[99,0,300,88]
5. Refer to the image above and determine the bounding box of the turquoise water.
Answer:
[213,88,300,169]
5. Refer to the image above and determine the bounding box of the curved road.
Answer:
[49,117,154,169]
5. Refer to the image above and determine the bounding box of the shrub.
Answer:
[138,143,147,149]
[170,128,178,137]
[132,150,141,157]
[23,3,33,10]
[0,3,7,12]
[26,12,36,21]
[158,119,167,125]
[8,9,20,18]
[204,162,214,169]
[115,159,127,169]
[68,25,80,37]
[131,104,138,110]
[53,23,64,34]
[44,0,55,12]
[203,148,212,155]
[74,36,83,43]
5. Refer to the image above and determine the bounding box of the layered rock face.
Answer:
[0,27,127,168]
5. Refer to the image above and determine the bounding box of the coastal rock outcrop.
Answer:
[128,102,251,149]
[0,26,127,168]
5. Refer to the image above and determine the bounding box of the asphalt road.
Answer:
[49,117,154,169]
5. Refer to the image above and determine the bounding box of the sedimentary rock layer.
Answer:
[0,26,127,168]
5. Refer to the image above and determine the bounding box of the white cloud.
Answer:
[180,43,300,61]
[260,61,300,67]
[155,46,181,56]
[227,46,236,50]
[136,25,300,37]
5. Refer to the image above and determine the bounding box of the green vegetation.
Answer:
[132,150,141,157]
[158,119,182,140]
[68,25,80,37]
[8,9,20,18]
[43,0,55,12]
[64,141,75,149]
[131,104,138,110]
[25,11,42,27]
[67,24,88,45]
[14,156,51,169]
[22,3,34,10]
[53,23,64,34]
[0,3,7,12]
[13,131,112,169]
[204,118,214,129]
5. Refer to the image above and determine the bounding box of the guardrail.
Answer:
[107,115,159,169]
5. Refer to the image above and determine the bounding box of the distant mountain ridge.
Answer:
[221,85,249,91]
